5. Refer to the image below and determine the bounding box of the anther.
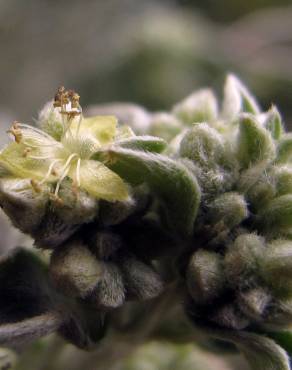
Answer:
[30,179,42,193]
[7,121,22,143]
[23,148,32,158]
[49,193,64,206]
[71,92,80,109]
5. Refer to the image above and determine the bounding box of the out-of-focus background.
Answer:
[0,1,292,369]
[1,0,292,129]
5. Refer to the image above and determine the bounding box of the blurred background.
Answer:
[1,1,292,369]
[1,0,292,128]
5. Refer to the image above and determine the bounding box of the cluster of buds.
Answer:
[1,78,292,370]
[170,77,292,334]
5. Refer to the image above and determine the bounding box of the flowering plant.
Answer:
[0,78,292,370]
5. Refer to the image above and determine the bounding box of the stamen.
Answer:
[23,148,32,158]
[75,105,83,137]
[76,158,81,187]
[18,123,56,140]
[31,179,42,193]
[22,140,61,149]
[53,86,83,139]
[28,155,54,160]
[39,159,61,184]
[54,153,78,196]
[54,166,70,196]
[49,193,64,206]
[7,121,22,143]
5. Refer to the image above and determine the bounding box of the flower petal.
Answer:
[78,160,129,201]
[72,116,117,145]
[0,142,55,180]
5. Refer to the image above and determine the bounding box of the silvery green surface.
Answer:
[1,76,292,370]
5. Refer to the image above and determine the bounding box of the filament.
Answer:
[40,159,61,184]
[54,153,78,196]
[76,158,81,187]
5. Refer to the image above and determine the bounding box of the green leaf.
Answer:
[116,135,167,153]
[98,148,200,237]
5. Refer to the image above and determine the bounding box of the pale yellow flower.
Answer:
[0,88,131,202]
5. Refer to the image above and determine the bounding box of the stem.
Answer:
[0,311,64,347]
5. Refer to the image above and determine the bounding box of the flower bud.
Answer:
[237,288,271,322]
[50,241,103,298]
[85,103,151,135]
[149,112,182,141]
[59,309,107,349]
[276,133,292,163]
[33,213,79,249]
[260,105,283,140]
[259,240,292,295]
[98,185,149,226]
[224,233,265,288]
[0,178,49,234]
[247,175,275,211]
[173,89,218,125]
[187,250,225,304]
[236,114,275,170]
[91,262,125,309]
[222,74,260,120]
[37,101,63,139]
[210,304,250,330]
[208,192,248,229]
[53,182,98,225]
[121,257,164,300]
[264,298,292,328]
[86,231,122,261]
[257,195,292,233]
[179,123,225,170]
[273,165,292,196]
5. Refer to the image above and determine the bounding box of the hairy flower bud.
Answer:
[179,123,225,170]
[173,89,218,125]
[257,195,292,234]
[224,233,265,288]
[210,304,250,330]
[0,178,49,233]
[86,231,122,261]
[187,250,225,304]
[222,74,260,120]
[149,113,182,142]
[91,262,125,309]
[120,256,164,300]
[236,114,275,170]
[237,288,271,322]
[259,240,292,295]
[50,241,103,298]
[207,192,248,229]
[53,181,98,224]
